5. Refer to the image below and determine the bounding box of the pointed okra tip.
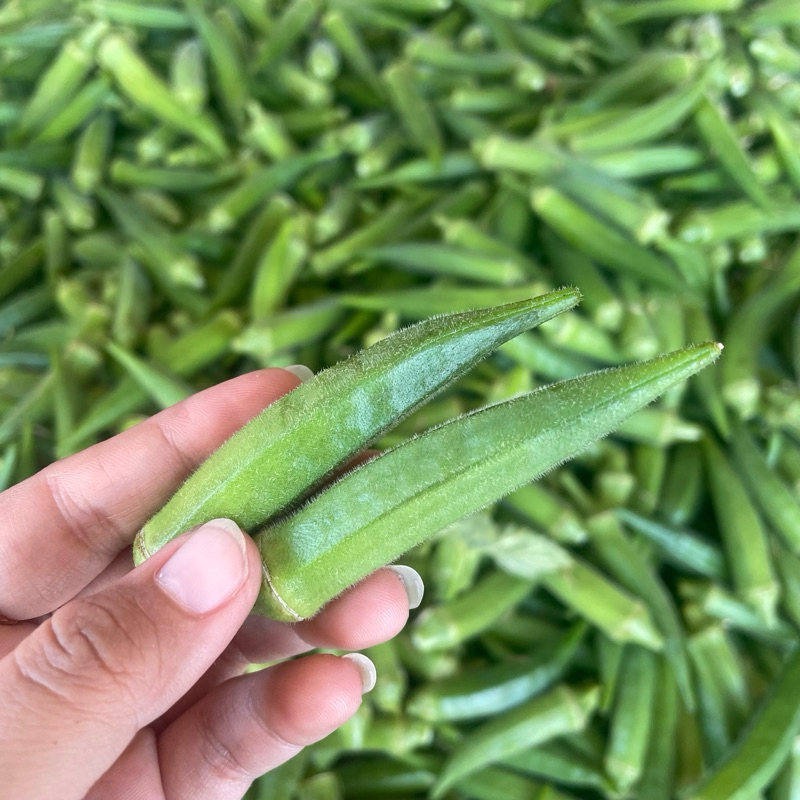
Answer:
[671,340,724,377]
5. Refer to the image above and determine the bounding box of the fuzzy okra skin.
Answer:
[134,289,580,564]
[254,342,722,621]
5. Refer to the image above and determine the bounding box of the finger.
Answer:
[0,518,261,800]
[298,565,421,648]
[155,653,373,800]
[0,621,37,660]
[240,564,419,662]
[154,564,421,729]
[85,730,162,800]
[0,367,304,620]
[73,548,140,601]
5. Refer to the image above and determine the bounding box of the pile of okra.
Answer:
[2,0,800,797]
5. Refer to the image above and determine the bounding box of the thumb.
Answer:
[0,518,261,800]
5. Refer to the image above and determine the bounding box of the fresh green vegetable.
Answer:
[253,342,720,621]
[3,2,800,797]
[135,291,579,562]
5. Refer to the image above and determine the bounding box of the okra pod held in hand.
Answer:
[254,342,721,621]
[134,290,580,562]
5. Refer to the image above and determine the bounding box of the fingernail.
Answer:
[386,565,425,610]
[342,653,377,694]
[284,364,315,382]
[156,519,248,615]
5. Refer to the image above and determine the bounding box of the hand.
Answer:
[0,368,423,800]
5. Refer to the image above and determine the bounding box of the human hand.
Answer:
[0,368,423,800]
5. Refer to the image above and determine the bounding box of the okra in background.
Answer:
[2,0,800,798]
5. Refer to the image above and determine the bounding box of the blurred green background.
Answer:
[2,0,800,798]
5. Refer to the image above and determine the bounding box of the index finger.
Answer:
[0,368,304,620]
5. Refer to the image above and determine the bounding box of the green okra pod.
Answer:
[721,243,800,419]
[773,540,800,630]
[631,444,668,514]
[255,0,320,70]
[253,342,721,622]
[89,0,190,29]
[678,200,800,245]
[772,736,800,800]
[531,186,683,290]
[500,333,595,382]
[321,11,383,97]
[470,769,556,800]
[233,297,346,362]
[312,188,357,246]
[694,584,796,646]
[207,150,337,233]
[169,39,207,115]
[476,134,565,177]
[335,755,435,798]
[395,632,459,682]
[432,683,600,797]
[589,145,705,179]
[0,166,44,202]
[704,435,780,626]
[586,511,694,710]
[613,407,702,447]
[105,342,191,409]
[411,571,536,652]
[111,258,150,349]
[606,0,742,23]
[428,512,491,602]
[539,310,624,364]
[366,243,529,286]
[541,230,623,332]
[618,509,726,580]
[556,164,671,246]
[360,715,434,756]
[70,111,113,194]
[61,312,241,453]
[570,81,706,153]
[382,60,443,160]
[684,650,800,800]
[658,442,706,527]
[684,303,729,436]
[52,178,95,232]
[688,624,751,764]
[0,288,51,339]
[135,290,580,563]
[638,658,680,800]
[0,239,45,300]
[16,22,107,139]
[694,95,771,210]
[502,740,612,794]
[185,0,248,126]
[730,421,800,555]
[436,215,544,279]
[604,646,658,795]
[96,34,227,157]
[407,622,586,722]
[0,370,56,447]
[597,635,624,713]
[249,216,309,320]
[503,482,588,545]
[97,188,204,292]
[365,639,407,714]
[211,194,294,311]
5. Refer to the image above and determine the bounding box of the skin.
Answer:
[0,368,414,800]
